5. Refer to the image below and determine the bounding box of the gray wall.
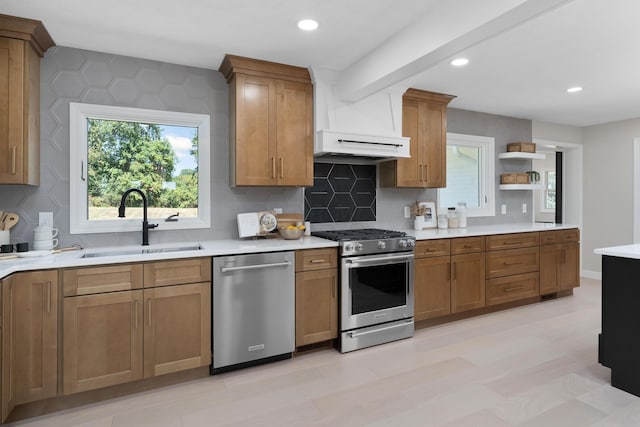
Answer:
[0,46,534,249]
[447,108,533,225]
[0,46,301,248]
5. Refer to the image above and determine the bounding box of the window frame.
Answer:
[69,102,211,234]
[437,132,495,218]
[541,169,556,212]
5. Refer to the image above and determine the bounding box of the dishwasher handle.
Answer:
[220,260,291,273]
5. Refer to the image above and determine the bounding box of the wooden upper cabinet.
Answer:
[0,14,54,185]
[220,54,313,187]
[380,89,455,188]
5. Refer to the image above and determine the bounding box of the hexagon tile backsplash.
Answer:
[304,163,376,223]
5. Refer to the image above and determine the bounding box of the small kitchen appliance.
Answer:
[312,228,415,352]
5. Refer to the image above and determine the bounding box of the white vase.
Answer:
[414,216,425,230]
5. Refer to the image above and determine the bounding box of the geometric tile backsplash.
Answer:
[304,163,376,223]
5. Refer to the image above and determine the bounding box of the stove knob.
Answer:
[344,243,354,252]
[399,239,408,248]
[377,240,386,250]
[355,243,364,251]
[408,239,416,247]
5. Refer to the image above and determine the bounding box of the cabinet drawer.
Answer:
[486,247,539,278]
[144,257,211,288]
[296,248,337,272]
[540,228,580,245]
[486,272,539,306]
[486,232,539,251]
[415,239,451,258]
[451,236,485,254]
[64,264,143,296]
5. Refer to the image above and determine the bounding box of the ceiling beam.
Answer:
[336,0,575,103]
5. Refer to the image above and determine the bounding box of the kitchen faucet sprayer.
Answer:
[118,188,158,246]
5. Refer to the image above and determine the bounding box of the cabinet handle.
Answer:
[504,285,524,293]
[309,259,326,263]
[148,298,152,327]
[46,281,51,313]
[447,262,451,280]
[420,164,424,182]
[424,164,428,183]
[133,300,139,329]
[271,157,276,179]
[11,146,16,175]
[279,158,284,179]
[332,277,336,299]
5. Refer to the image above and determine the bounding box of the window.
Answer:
[438,133,495,217]
[542,169,556,211]
[70,103,210,234]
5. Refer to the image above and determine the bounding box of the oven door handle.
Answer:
[345,253,414,266]
[347,320,414,338]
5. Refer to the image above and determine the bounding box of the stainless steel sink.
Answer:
[81,244,202,258]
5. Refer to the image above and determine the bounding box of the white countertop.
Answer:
[594,244,640,260]
[406,222,579,240]
[0,236,338,280]
[0,223,580,280]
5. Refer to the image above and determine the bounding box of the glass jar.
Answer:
[447,207,458,228]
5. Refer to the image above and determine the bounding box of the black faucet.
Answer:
[118,188,158,246]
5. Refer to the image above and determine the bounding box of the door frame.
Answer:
[633,138,640,243]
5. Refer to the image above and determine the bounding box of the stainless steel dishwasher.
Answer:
[212,251,295,373]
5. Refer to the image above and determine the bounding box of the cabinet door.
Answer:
[451,252,485,313]
[233,73,278,186]
[2,278,15,423]
[276,79,313,186]
[414,256,450,321]
[539,244,559,295]
[394,98,422,187]
[295,269,338,346]
[14,271,58,404]
[0,38,25,184]
[558,242,579,290]
[422,101,447,188]
[143,283,211,378]
[63,290,143,394]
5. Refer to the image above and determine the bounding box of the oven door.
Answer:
[341,252,414,331]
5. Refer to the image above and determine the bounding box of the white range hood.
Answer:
[311,67,410,162]
[314,129,409,162]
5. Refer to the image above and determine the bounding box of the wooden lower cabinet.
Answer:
[295,268,338,346]
[414,256,451,320]
[143,283,211,377]
[13,271,58,404]
[63,290,144,395]
[451,252,486,313]
[2,277,15,423]
[63,282,212,394]
[1,270,58,422]
[540,242,579,295]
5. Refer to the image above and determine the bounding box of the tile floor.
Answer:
[12,278,640,426]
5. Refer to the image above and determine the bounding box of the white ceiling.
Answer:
[2,0,639,127]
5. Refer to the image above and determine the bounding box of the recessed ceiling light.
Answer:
[567,86,583,93]
[297,19,318,31]
[450,58,469,67]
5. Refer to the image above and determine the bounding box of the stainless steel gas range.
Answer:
[312,228,416,352]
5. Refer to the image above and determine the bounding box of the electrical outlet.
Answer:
[501,204,507,215]
[403,206,411,218]
[273,208,283,214]
[39,212,53,227]
[522,203,527,214]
